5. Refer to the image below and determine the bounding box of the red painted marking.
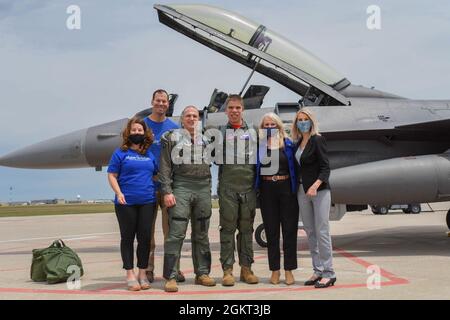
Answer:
[90,255,269,292]
[0,246,409,296]
[0,278,407,296]
[93,283,127,291]
[334,247,409,285]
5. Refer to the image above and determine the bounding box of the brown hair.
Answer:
[121,117,153,155]
[225,94,244,109]
[152,89,169,102]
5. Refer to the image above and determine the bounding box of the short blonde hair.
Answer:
[259,112,288,148]
[291,107,320,142]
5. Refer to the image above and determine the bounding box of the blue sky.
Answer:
[0,0,449,202]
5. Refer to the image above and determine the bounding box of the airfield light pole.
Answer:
[9,186,13,204]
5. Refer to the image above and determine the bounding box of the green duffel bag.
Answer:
[31,239,84,284]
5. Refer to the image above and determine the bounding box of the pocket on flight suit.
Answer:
[168,191,190,236]
[238,191,257,233]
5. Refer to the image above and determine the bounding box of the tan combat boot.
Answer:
[164,279,178,292]
[240,266,259,284]
[195,274,216,287]
[222,268,235,286]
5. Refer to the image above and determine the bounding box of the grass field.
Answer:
[0,204,115,218]
[0,200,220,218]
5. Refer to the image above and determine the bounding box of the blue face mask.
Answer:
[297,120,311,133]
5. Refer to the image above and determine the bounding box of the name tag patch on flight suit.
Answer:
[240,133,250,140]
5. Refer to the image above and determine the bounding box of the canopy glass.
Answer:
[168,4,345,86]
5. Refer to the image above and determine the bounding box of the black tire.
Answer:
[255,223,267,248]
[378,206,389,215]
[410,204,421,214]
[446,210,450,230]
[403,209,411,214]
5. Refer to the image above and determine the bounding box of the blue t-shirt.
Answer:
[107,148,158,205]
[144,117,179,166]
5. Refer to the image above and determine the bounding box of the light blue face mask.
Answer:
[297,120,312,133]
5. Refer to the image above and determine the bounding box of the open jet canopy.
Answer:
[154,4,351,106]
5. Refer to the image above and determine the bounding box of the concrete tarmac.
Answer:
[0,202,449,300]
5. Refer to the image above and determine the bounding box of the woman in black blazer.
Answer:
[292,108,336,288]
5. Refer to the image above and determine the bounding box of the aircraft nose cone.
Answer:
[0,151,26,168]
[0,129,88,169]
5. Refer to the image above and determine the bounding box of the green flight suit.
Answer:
[159,129,213,280]
[217,121,258,270]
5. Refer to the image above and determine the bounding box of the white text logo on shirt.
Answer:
[125,155,151,162]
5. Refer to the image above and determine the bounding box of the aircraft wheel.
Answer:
[378,206,389,215]
[403,208,411,214]
[371,206,380,214]
[410,204,421,214]
[446,210,450,230]
[255,223,267,248]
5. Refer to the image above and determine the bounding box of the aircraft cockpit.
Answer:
[155,4,352,107]
[206,85,270,114]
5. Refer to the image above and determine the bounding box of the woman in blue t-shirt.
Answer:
[107,117,158,291]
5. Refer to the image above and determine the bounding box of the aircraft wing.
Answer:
[395,118,450,133]
[154,4,350,106]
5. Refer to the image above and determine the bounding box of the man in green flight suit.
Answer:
[217,94,259,286]
[159,106,216,292]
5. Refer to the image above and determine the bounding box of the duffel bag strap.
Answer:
[51,239,66,248]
